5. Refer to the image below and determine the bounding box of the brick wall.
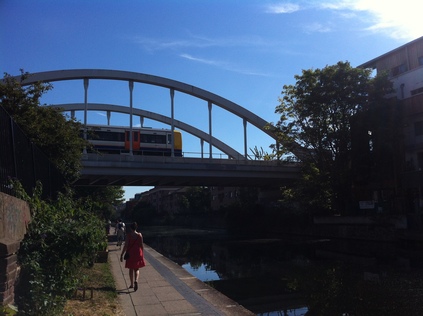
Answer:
[0,193,31,306]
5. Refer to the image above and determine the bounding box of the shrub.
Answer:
[14,182,106,315]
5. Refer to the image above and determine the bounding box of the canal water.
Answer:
[142,226,423,315]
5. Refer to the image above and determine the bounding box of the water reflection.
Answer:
[182,263,220,282]
[143,226,423,315]
[257,308,308,316]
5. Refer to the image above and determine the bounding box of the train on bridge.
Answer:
[83,124,183,156]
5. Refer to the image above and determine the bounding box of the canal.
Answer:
[142,226,423,315]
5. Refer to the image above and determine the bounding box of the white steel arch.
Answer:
[21,69,276,159]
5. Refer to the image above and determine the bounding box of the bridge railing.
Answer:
[0,106,66,199]
[84,148,257,160]
[175,151,259,160]
[81,152,299,167]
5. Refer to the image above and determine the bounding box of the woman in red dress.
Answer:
[120,222,145,291]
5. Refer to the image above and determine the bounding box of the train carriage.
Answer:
[84,125,182,156]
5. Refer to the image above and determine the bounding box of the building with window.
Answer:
[210,186,239,210]
[359,36,423,216]
[139,186,187,214]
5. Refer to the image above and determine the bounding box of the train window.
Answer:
[133,132,138,141]
[140,134,148,143]
[91,131,125,142]
[167,134,172,144]
[140,134,166,144]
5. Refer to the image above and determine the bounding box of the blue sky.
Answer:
[1,0,422,201]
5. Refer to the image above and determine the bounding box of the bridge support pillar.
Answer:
[170,89,175,157]
[208,101,212,158]
[129,81,134,155]
[83,78,89,155]
[243,118,247,160]
[201,139,204,158]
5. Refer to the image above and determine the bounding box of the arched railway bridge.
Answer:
[20,69,302,187]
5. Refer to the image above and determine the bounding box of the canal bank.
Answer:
[108,240,255,316]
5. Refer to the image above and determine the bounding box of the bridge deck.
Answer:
[75,154,301,187]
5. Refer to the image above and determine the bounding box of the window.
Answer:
[140,134,167,144]
[414,121,423,136]
[92,130,125,142]
[391,63,408,76]
[419,56,423,66]
[411,87,423,96]
[418,152,423,170]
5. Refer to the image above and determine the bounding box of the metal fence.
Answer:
[0,105,66,200]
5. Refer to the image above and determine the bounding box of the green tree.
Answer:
[250,146,275,160]
[0,70,87,182]
[14,182,106,316]
[73,186,125,220]
[185,186,211,212]
[131,200,158,225]
[271,61,393,214]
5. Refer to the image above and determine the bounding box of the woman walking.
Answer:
[120,222,145,291]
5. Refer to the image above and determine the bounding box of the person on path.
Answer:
[116,219,125,248]
[120,222,145,291]
[107,219,111,234]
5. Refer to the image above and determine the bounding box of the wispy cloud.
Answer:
[266,0,422,40]
[180,54,223,66]
[303,22,332,34]
[265,3,300,14]
[319,0,423,40]
[131,33,279,76]
[180,54,271,77]
[132,37,211,52]
[132,34,275,52]
[264,2,333,34]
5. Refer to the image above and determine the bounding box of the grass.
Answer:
[0,305,18,316]
[62,262,125,316]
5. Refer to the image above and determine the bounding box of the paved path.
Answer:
[108,240,255,316]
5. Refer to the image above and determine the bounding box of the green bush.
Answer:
[14,182,106,316]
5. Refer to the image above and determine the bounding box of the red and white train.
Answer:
[84,124,182,156]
